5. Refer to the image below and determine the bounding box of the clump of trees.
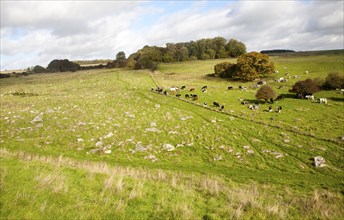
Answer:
[323,72,344,90]
[32,65,46,73]
[256,85,276,102]
[214,52,275,81]
[289,78,320,98]
[127,37,246,70]
[107,51,128,68]
[47,59,80,72]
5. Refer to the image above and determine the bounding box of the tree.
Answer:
[233,52,275,81]
[116,51,126,61]
[256,85,276,102]
[47,59,80,72]
[323,72,344,90]
[32,65,46,73]
[226,39,246,57]
[214,62,236,78]
[289,78,320,98]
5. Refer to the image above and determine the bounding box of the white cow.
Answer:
[318,98,327,104]
[305,95,314,100]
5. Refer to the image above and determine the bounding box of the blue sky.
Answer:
[1,0,343,70]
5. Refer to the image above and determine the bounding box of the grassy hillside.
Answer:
[1,52,343,219]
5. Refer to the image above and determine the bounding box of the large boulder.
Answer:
[47,59,80,72]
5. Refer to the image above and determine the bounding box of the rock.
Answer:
[77,138,84,142]
[243,145,250,149]
[284,139,290,143]
[89,149,99,154]
[155,104,160,109]
[214,155,222,161]
[150,122,157,127]
[103,149,111,154]
[135,142,147,152]
[313,156,326,167]
[247,149,254,154]
[211,119,216,123]
[104,132,114,139]
[144,154,158,162]
[78,121,87,126]
[31,115,43,123]
[163,144,175,151]
[95,141,103,147]
[144,127,160,133]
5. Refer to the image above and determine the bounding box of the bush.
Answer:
[47,59,80,72]
[289,79,320,98]
[214,62,236,77]
[255,85,276,102]
[32,65,46,73]
[323,72,344,90]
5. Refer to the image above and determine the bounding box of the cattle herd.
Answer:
[151,83,330,114]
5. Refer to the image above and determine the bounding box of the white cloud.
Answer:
[1,0,343,70]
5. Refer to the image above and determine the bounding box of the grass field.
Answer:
[1,51,343,219]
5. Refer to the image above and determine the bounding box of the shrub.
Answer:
[32,65,46,73]
[289,79,320,98]
[323,72,344,90]
[255,85,276,102]
[47,59,80,72]
[214,62,236,77]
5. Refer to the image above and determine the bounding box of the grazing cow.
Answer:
[305,95,314,100]
[239,86,247,91]
[228,86,233,90]
[189,88,195,92]
[151,88,154,91]
[220,105,224,110]
[181,85,186,90]
[192,94,198,100]
[248,104,259,110]
[275,95,284,101]
[163,91,167,95]
[176,94,181,98]
[277,106,282,113]
[269,98,274,104]
[318,98,327,104]
[185,94,190,98]
[257,81,266,85]
[241,101,249,105]
[340,89,344,94]
[269,106,273,112]
[156,87,163,93]
[203,102,207,107]
[170,87,178,92]
[201,85,208,90]
[201,88,207,93]
[213,102,220,107]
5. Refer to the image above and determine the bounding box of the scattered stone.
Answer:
[135,142,147,152]
[275,154,284,159]
[144,127,161,133]
[176,144,184,148]
[78,122,87,126]
[150,122,157,127]
[211,119,216,123]
[89,149,99,154]
[243,145,250,149]
[313,156,326,167]
[45,108,54,114]
[95,141,103,147]
[104,132,114,139]
[219,145,225,149]
[163,144,175,151]
[247,149,254,154]
[155,104,160,109]
[76,147,83,151]
[144,154,158,162]
[214,155,222,161]
[168,131,178,134]
[31,115,43,123]
[77,138,84,142]
[284,139,290,143]
[186,143,194,147]
[103,149,111,154]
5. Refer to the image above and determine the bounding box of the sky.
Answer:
[1,0,343,71]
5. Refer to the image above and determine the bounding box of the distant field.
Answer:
[1,51,343,219]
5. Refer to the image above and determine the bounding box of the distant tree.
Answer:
[32,65,46,73]
[116,51,126,60]
[289,78,320,98]
[323,72,344,90]
[47,59,80,72]
[256,85,276,102]
[226,39,246,57]
[176,46,189,62]
[233,52,275,81]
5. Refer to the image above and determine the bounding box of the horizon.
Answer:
[1,0,343,71]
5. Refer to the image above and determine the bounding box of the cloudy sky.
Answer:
[1,0,343,70]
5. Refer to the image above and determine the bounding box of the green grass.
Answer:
[1,51,343,219]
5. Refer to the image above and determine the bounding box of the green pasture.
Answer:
[1,51,343,219]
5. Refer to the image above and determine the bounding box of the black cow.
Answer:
[201,85,208,90]
[213,102,220,107]
[176,94,181,97]
[181,85,186,90]
[228,86,233,90]
[277,106,282,113]
[220,105,224,110]
[193,94,198,101]
[185,94,190,98]
[275,95,284,101]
